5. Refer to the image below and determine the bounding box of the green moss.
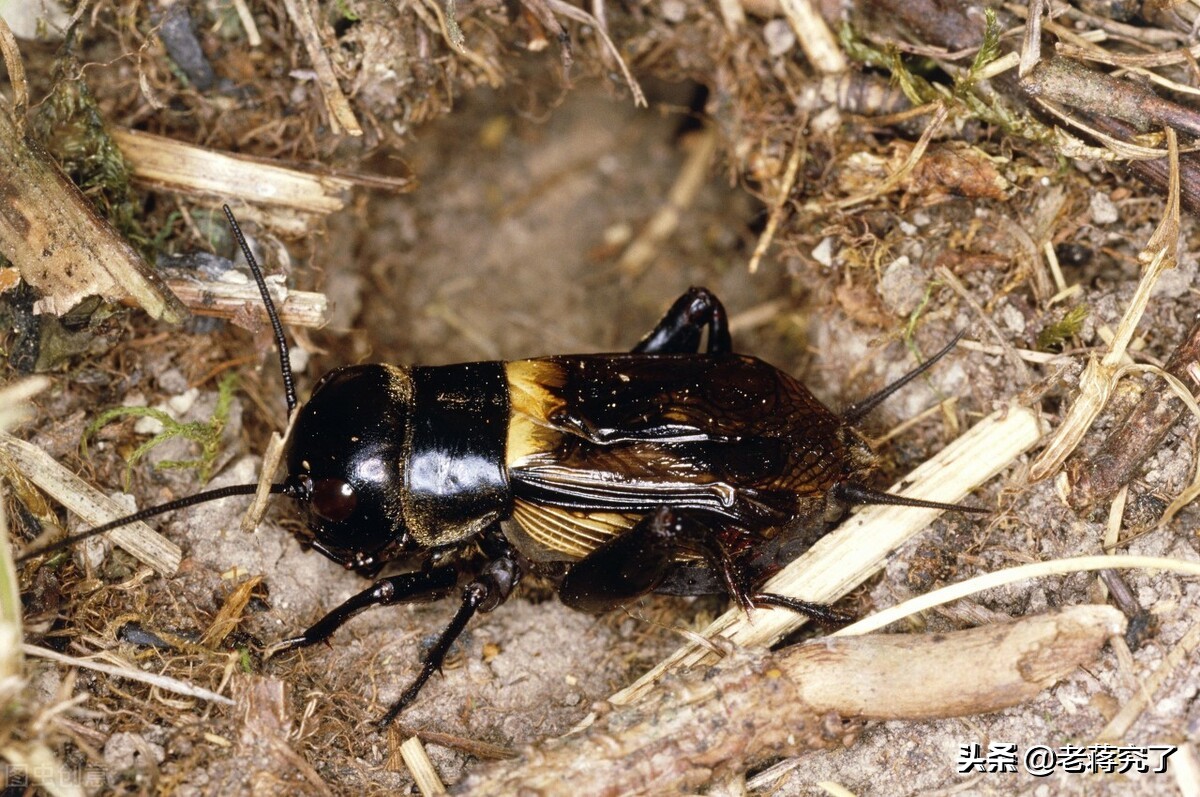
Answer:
[1037,305,1089,352]
[83,372,238,487]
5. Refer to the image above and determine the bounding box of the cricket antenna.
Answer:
[223,204,298,416]
[15,482,298,564]
[841,330,967,426]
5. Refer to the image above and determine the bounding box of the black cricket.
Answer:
[19,207,984,726]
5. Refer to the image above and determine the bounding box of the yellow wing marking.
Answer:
[511,499,637,560]
[505,359,569,465]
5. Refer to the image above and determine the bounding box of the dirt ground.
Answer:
[5,1,1200,795]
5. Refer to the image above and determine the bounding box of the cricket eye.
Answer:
[311,478,358,523]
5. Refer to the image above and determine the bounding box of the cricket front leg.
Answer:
[265,567,459,657]
[378,539,523,726]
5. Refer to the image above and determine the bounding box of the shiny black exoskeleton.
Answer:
[270,287,980,724]
[18,210,982,727]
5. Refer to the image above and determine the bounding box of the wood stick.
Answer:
[454,606,1124,796]
[0,102,186,322]
[111,128,355,215]
[280,0,363,137]
[160,276,327,329]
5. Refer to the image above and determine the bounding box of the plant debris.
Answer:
[5,0,1200,793]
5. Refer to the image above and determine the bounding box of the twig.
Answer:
[280,0,363,137]
[1022,57,1200,138]
[0,102,186,322]
[779,0,846,73]
[0,432,181,576]
[454,607,1123,795]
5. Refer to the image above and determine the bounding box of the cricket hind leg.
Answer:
[656,565,853,627]
[633,287,733,354]
[558,506,753,616]
[649,512,853,627]
[560,507,751,613]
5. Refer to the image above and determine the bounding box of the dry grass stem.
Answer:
[0,13,28,126]
[1172,744,1200,797]
[545,0,647,107]
[1034,96,1182,160]
[1018,0,1046,78]
[0,432,181,576]
[415,0,504,88]
[200,576,261,648]
[1029,128,1180,481]
[956,338,1062,364]
[975,50,1020,81]
[779,0,846,73]
[834,103,948,208]
[837,554,1200,637]
[617,127,717,278]
[1,741,85,797]
[0,378,77,796]
[22,644,233,704]
[0,377,49,432]
[1055,40,1200,69]
[112,128,355,215]
[715,0,745,31]
[280,0,362,137]
[0,381,44,671]
[162,275,327,329]
[936,266,1032,383]
[748,129,803,274]
[230,0,262,47]
[242,410,297,533]
[401,735,448,796]
[1097,617,1200,743]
